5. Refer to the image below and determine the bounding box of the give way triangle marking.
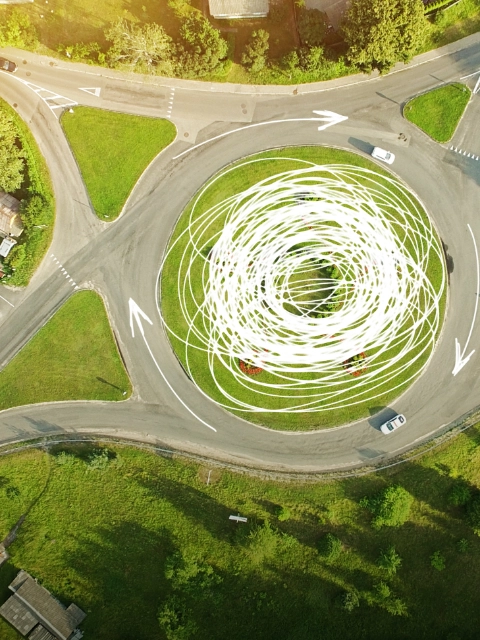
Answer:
[79,87,101,97]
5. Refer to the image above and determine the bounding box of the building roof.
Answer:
[29,624,58,640]
[0,191,24,237]
[7,571,86,640]
[0,595,38,636]
[209,0,268,18]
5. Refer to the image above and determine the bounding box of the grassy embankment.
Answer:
[161,146,446,431]
[0,99,54,287]
[404,83,472,143]
[61,107,176,220]
[0,290,131,410]
[1,427,480,639]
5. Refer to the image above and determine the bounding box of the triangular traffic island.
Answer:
[61,107,176,220]
[0,290,131,411]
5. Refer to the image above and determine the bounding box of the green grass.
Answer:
[161,146,446,431]
[61,107,176,220]
[0,290,131,410]
[404,83,471,143]
[2,427,480,639]
[423,0,480,50]
[0,99,54,288]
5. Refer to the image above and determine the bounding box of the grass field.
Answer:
[404,83,472,143]
[0,290,131,411]
[1,426,480,639]
[61,107,176,220]
[160,146,446,431]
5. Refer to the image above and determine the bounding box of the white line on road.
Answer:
[0,295,14,308]
[50,254,77,288]
[449,146,479,160]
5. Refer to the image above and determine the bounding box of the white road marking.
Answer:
[50,254,77,288]
[79,87,101,97]
[0,295,14,308]
[166,87,175,118]
[10,76,77,118]
[449,146,479,160]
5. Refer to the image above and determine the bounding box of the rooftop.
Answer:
[208,0,269,18]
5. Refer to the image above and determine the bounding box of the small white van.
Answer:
[371,147,395,165]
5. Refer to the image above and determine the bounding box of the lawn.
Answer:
[403,83,471,143]
[61,107,176,220]
[0,290,131,411]
[0,99,54,288]
[423,0,480,50]
[1,426,480,639]
[160,146,446,431]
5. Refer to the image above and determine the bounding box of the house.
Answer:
[0,192,24,238]
[208,0,269,19]
[0,571,86,640]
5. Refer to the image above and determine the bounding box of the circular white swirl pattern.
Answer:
[161,157,445,414]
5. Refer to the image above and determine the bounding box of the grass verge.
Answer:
[0,290,131,410]
[161,146,446,431]
[0,99,54,287]
[61,107,176,220]
[404,83,471,142]
[1,426,480,639]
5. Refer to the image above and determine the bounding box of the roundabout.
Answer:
[161,147,446,430]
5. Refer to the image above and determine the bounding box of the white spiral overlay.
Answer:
[160,158,445,414]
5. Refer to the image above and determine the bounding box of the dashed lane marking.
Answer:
[0,295,14,308]
[450,146,480,160]
[50,254,79,289]
[166,87,175,118]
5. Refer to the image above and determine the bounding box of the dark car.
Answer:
[0,58,17,73]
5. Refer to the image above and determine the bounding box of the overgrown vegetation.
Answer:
[0,290,131,410]
[404,82,471,142]
[2,424,480,638]
[0,99,54,287]
[61,107,176,220]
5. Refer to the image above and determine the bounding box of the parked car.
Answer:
[380,414,406,435]
[371,147,395,164]
[0,58,17,73]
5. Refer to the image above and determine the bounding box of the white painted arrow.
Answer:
[312,110,349,131]
[460,70,480,94]
[129,297,153,338]
[173,111,348,160]
[453,224,479,376]
[128,298,217,432]
[79,87,101,97]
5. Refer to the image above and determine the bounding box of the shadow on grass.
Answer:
[63,521,174,640]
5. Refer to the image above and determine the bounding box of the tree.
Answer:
[377,546,402,575]
[317,533,342,560]
[242,30,269,73]
[360,485,413,529]
[0,110,24,193]
[178,13,228,78]
[0,9,37,48]
[105,19,175,74]
[342,0,428,72]
[297,8,328,47]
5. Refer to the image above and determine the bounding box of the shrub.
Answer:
[466,494,480,532]
[384,598,408,617]
[360,485,413,529]
[456,538,469,553]
[430,550,446,571]
[86,448,111,470]
[448,482,471,506]
[276,506,291,521]
[374,581,391,600]
[317,533,342,560]
[337,589,359,612]
[377,546,402,575]
[54,451,77,467]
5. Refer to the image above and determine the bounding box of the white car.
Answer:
[371,147,395,164]
[380,414,406,435]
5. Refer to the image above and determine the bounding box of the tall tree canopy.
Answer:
[0,111,24,193]
[342,0,428,72]
[105,19,175,74]
[178,12,228,77]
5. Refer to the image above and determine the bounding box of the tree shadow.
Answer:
[62,521,174,640]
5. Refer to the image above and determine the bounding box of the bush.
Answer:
[374,581,391,600]
[337,589,359,612]
[456,538,469,553]
[276,506,291,521]
[430,550,446,571]
[448,482,472,506]
[297,8,328,47]
[466,494,480,532]
[377,546,402,575]
[86,448,111,470]
[317,533,342,560]
[360,485,413,529]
